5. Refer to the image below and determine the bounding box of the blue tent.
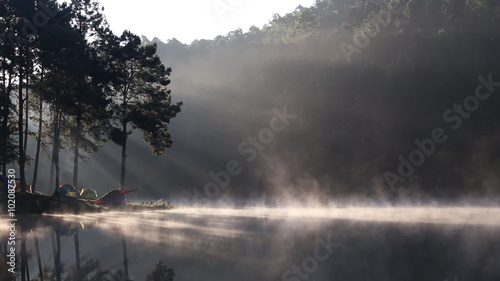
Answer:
[59,184,79,202]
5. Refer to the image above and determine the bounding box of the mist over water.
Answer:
[2,204,500,280]
[20,0,500,206]
[51,205,500,234]
[2,1,500,280]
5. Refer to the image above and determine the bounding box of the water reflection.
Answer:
[1,207,500,281]
[0,215,174,281]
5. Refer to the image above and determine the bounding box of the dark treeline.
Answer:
[3,0,499,201]
[0,0,181,193]
[145,0,500,201]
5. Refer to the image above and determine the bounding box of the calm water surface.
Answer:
[1,207,500,281]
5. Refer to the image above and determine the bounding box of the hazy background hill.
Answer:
[34,0,500,203]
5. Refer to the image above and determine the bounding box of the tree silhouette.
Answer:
[109,31,182,189]
[62,0,112,187]
[1,0,183,196]
[146,260,175,281]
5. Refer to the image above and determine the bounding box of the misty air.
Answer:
[1,0,500,281]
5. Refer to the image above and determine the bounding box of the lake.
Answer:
[1,206,500,281]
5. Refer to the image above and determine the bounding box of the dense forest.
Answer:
[148,0,500,202]
[0,0,182,194]
[2,0,500,202]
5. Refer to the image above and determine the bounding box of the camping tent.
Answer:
[79,188,98,200]
[94,189,137,206]
[59,184,79,202]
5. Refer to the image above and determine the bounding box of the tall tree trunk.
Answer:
[1,60,4,175]
[0,57,12,175]
[120,120,127,190]
[49,161,54,193]
[1,61,7,175]
[0,92,8,175]
[18,72,26,192]
[32,94,43,192]
[73,109,82,187]
[52,107,62,194]
[23,76,29,155]
[120,91,128,190]
[51,110,57,194]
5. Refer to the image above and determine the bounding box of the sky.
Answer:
[93,0,317,44]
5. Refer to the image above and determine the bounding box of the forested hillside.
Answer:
[151,0,500,201]
[2,0,500,202]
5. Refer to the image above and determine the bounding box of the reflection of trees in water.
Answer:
[0,252,15,280]
[146,261,175,281]
[7,216,175,281]
[29,257,175,281]
[31,256,114,281]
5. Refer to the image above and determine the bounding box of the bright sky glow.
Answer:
[91,0,316,44]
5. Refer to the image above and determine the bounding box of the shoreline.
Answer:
[0,192,174,215]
